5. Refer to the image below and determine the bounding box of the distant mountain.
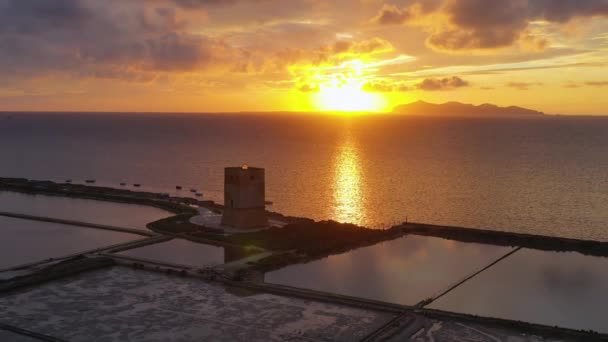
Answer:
[393,101,545,117]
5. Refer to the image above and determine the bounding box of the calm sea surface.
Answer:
[1,112,608,240]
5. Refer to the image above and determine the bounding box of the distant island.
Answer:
[393,101,545,117]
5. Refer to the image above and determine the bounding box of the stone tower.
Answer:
[221,165,268,229]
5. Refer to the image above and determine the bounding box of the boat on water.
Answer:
[190,189,197,193]
[133,183,141,187]
[176,186,183,190]
[85,179,95,184]
[195,192,203,197]
[265,200,274,205]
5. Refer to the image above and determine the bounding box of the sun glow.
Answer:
[314,80,387,113]
[301,59,389,113]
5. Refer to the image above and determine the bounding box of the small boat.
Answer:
[190,189,197,193]
[195,192,203,197]
[265,200,274,205]
[65,179,72,183]
[133,183,141,187]
[85,179,95,184]
[176,186,183,190]
[120,182,126,186]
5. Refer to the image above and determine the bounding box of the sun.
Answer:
[313,78,388,113]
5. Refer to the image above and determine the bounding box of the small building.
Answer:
[221,165,268,229]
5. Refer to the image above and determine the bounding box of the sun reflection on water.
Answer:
[333,132,365,225]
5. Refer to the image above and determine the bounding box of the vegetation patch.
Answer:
[229,221,403,272]
[148,214,223,235]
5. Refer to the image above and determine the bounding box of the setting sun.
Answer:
[313,79,388,113]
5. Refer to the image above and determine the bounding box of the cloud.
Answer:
[362,80,411,92]
[328,37,394,56]
[371,1,442,25]
[0,0,95,34]
[416,76,469,90]
[362,76,469,92]
[373,0,608,51]
[507,81,543,90]
[586,81,608,86]
[170,0,265,9]
[371,4,418,25]
[271,37,394,69]
[297,83,320,92]
[0,0,249,81]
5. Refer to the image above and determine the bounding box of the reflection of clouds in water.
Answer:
[266,235,513,305]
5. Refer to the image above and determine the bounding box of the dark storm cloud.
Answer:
[416,76,469,90]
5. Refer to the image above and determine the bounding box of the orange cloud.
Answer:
[372,0,608,52]
[362,80,411,92]
[507,81,543,90]
[417,76,469,90]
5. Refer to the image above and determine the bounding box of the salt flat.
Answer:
[0,266,394,342]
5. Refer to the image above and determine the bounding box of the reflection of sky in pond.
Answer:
[429,249,608,334]
[118,238,225,268]
[266,235,513,305]
[0,191,171,230]
[0,216,140,269]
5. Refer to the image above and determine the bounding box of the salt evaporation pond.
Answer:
[266,235,514,305]
[0,216,141,269]
[118,238,226,268]
[428,248,608,334]
[0,266,393,342]
[0,191,172,230]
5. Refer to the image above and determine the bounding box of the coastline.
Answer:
[1,178,608,340]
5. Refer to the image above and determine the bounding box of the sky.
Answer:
[0,0,608,114]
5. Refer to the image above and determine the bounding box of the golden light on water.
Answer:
[333,132,365,224]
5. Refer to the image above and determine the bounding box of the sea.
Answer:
[1,112,607,241]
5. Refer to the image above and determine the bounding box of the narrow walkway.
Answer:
[0,236,168,273]
[419,247,523,307]
[219,251,275,271]
[0,211,156,237]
